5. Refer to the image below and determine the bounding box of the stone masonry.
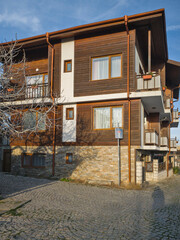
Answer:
[11,145,138,185]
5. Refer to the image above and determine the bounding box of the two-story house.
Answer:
[1,9,179,185]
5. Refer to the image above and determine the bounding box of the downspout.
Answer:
[46,32,56,176]
[124,15,131,183]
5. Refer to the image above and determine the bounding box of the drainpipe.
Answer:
[46,32,56,176]
[124,15,131,183]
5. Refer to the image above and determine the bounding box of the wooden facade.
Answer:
[2,9,179,183]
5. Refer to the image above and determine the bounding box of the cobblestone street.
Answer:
[0,173,180,240]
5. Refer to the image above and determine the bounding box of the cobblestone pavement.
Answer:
[0,173,180,240]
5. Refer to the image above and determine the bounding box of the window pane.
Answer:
[94,107,110,129]
[32,154,45,167]
[92,57,109,80]
[26,75,43,85]
[23,111,36,130]
[67,63,72,71]
[112,107,122,128]
[37,113,46,130]
[68,110,73,119]
[111,56,121,78]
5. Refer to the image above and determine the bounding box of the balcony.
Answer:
[170,138,177,151]
[25,83,49,99]
[137,73,161,91]
[171,109,179,127]
[136,73,164,114]
[145,129,159,146]
[160,137,168,147]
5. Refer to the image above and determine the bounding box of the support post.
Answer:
[118,138,121,185]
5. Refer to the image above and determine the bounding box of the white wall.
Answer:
[62,104,77,142]
[61,38,74,101]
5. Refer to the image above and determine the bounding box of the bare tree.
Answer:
[0,41,59,141]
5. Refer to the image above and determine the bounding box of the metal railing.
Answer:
[137,73,161,91]
[170,138,177,148]
[145,129,159,146]
[173,109,179,121]
[158,162,166,172]
[145,162,153,172]
[169,162,173,169]
[25,83,49,99]
[160,137,168,147]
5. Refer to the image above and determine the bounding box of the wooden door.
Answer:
[3,149,11,172]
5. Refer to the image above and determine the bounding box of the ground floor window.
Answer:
[22,153,45,168]
[93,106,123,130]
[66,153,73,164]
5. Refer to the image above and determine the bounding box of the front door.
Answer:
[3,149,11,172]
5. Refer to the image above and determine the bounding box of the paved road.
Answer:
[0,173,180,240]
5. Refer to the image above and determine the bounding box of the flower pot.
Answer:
[143,75,152,80]
[7,88,14,92]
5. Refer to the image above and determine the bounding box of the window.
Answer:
[23,111,46,131]
[92,55,122,80]
[22,153,45,168]
[93,106,123,130]
[25,74,48,98]
[66,108,74,120]
[64,60,72,72]
[66,153,73,164]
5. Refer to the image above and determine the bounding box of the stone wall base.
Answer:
[11,145,138,185]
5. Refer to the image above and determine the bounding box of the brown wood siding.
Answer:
[26,59,48,75]
[160,121,169,138]
[74,30,135,97]
[148,113,160,134]
[48,43,61,97]
[10,105,62,147]
[76,99,141,146]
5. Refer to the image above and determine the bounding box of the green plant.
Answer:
[60,178,70,182]
[7,209,22,216]
[173,167,180,174]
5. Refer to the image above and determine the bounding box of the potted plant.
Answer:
[143,72,153,80]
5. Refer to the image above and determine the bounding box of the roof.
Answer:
[0,9,168,60]
[166,60,180,99]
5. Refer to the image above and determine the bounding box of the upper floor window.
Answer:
[93,106,123,130]
[23,111,46,131]
[64,60,72,72]
[66,108,74,120]
[92,54,122,80]
[25,74,48,98]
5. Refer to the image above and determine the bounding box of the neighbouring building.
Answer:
[0,9,179,185]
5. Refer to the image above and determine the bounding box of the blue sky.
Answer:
[0,0,179,139]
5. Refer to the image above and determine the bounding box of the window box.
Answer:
[143,74,152,80]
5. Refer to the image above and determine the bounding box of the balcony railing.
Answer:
[160,137,168,147]
[173,109,179,121]
[137,73,161,91]
[145,129,159,146]
[170,138,177,148]
[26,83,49,99]
[145,162,153,172]
[169,162,173,169]
[158,162,166,172]
[165,97,171,109]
